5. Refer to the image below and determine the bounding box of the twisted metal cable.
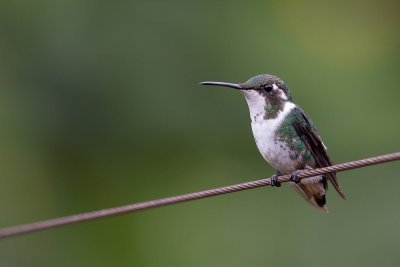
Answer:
[0,152,399,240]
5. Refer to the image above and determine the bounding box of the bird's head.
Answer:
[201,74,293,119]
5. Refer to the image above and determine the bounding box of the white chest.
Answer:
[249,102,297,173]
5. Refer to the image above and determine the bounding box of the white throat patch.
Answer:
[240,89,292,122]
[240,90,266,120]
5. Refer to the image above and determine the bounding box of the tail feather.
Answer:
[290,177,328,213]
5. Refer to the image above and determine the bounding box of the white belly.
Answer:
[251,121,296,173]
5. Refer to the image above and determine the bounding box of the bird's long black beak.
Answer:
[200,81,243,90]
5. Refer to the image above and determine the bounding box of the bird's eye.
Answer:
[263,84,273,92]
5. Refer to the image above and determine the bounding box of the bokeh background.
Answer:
[1,0,400,266]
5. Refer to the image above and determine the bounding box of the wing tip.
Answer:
[332,181,346,200]
[332,184,346,200]
[327,173,346,200]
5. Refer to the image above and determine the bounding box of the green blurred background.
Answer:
[0,0,399,266]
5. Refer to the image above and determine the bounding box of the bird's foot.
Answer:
[270,174,281,187]
[290,170,302,184]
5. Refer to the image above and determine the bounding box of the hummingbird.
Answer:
[200,74,346,212]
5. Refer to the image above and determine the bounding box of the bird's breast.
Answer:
[250,102,297,173]
[251,120,297,173]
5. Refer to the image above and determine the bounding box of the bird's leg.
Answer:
[290,170,302,184]
[270,171,282,187]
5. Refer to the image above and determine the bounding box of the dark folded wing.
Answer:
[291,107,346,199]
